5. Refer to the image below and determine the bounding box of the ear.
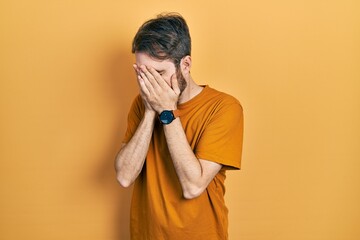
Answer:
[180,55,192,75]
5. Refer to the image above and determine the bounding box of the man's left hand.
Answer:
[137,65,181,113]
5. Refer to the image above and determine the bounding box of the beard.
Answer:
[176,66,187,94]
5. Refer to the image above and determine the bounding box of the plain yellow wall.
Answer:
[1,0,359,239]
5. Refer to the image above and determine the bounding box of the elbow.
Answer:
[114,157,133,188]
[183,186,204,200]
[116,173,133,188]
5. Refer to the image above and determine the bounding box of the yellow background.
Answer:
[1,0,359,239]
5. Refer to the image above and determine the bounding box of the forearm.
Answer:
[115,110,156,187]
[163,118,205,198]
[134,64,221,198]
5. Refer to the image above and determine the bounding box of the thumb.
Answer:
[171,73,180,95]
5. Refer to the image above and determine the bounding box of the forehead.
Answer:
[135,52,175,71]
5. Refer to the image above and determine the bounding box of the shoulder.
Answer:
[128,94,145,118]
[131,94,144,107]
[203,86,243,112]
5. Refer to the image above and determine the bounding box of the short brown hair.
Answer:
[132,13,191,66]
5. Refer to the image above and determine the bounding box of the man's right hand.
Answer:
[133,64,155,113]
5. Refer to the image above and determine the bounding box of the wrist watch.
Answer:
[159,109,180,125]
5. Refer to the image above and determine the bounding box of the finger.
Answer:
[133,64,140,75]
[139,69,155,93]
[133,64,144,87]
[171,73,181,95]
[140,65,160,89]
[137,74,151,96]
[133,64,143,89]
[146,66,169,88]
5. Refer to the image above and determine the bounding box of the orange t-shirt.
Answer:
[123,85,243,240]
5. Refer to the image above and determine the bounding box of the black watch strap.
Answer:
[159,110,180,125]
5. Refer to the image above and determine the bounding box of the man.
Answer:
[115,13,243,240]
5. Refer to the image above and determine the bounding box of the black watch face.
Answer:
[159,110,174,124]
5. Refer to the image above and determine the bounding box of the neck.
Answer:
[178,76,204,105]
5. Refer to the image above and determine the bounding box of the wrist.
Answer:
[158,105,177,114]
[158,109,180,125]
[144,109,156,120]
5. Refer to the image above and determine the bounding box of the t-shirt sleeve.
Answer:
[195,100,244,170]
[122,95,144,144]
